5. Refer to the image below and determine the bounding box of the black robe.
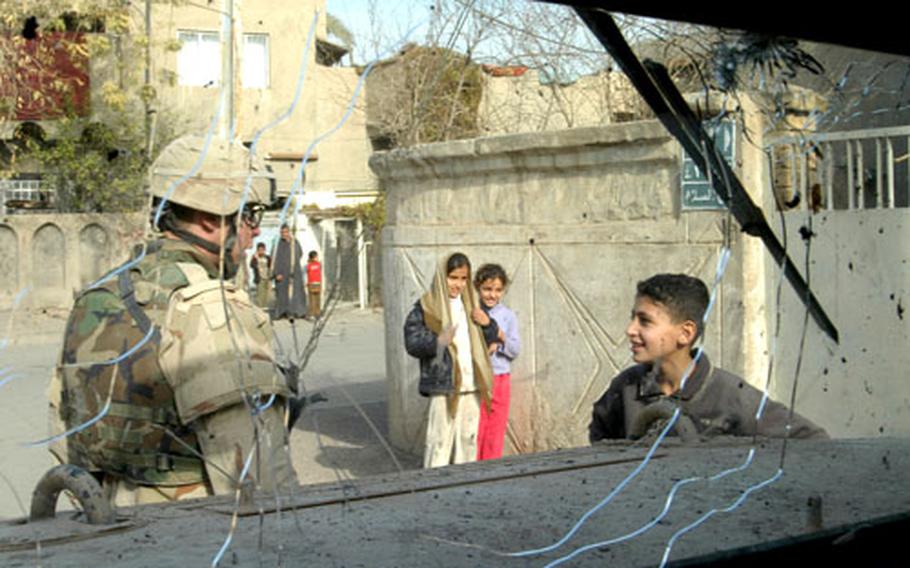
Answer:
[272,238,306,319]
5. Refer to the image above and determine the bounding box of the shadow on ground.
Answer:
[291,381,421,484]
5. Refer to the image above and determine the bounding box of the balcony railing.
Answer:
[0,179,56,214]
[768,125,910,211]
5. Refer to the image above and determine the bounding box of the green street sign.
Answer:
[681,120,735,210]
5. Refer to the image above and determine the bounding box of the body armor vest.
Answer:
[58,241,207,486]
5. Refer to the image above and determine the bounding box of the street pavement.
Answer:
[0,303,419,520]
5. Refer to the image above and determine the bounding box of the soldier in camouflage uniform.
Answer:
[47,135,297,506]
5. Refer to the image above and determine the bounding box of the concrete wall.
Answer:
[770,209,910,437]
[370,121,758,454]
[0,213,145,307]
[0,210,373,311]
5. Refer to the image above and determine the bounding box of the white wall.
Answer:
[770,209,910,437]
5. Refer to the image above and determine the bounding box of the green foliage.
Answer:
[31,115,150,212]
[325,192,387,235]
[163,38,183,52]
[407,49,482,145]
[1,1,183,212]
[355,192,386,233]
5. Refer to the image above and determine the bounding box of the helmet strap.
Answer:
[220,222,239,279]
[160,211,240,279]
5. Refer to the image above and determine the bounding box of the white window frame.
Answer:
[176,30,221,87]
[242,33,270,89]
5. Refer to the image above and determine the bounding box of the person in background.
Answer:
[272,224,306,320]
[306,250,322,320]
[250,242,272,308]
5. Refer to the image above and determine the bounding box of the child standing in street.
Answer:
[250,242,272,308]
[473,264,520,460]
[305,250,322,320]
[404,253,499,468]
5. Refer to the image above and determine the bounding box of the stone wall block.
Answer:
[686,213,727,243]
[79,224,110,287]
[0,213,145,307]
[0,225,19,297]
[32,224,66,298]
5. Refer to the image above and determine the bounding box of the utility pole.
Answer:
[144,0,153,157]
[219,0,235,140]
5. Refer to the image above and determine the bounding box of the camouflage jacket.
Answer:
[52,238,293,493]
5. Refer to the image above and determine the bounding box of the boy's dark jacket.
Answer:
[249,253,271,284]
[589,353,828,442]
[404,301,499,396]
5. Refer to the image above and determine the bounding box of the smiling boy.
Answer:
[589,273,827,443]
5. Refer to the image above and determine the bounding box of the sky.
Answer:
[326,0,435,64]
[324,0,613,78]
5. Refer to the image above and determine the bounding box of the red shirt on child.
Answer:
[306,261,321,287]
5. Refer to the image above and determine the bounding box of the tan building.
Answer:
[1,0,377,211]
[146,0,376,208]
[1,1,379,306]
[148,1,378,306]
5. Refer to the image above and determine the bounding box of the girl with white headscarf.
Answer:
[403,252,497,467]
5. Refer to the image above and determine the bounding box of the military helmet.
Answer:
[149,135,272,216]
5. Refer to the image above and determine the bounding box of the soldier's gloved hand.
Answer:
[287,392,328,431]
[278,362,300,395]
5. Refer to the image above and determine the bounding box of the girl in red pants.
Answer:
[473,264,520,460]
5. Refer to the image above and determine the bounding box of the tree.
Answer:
[0,0,182,212]
[365,44,483,148]
[357,1,658,149]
